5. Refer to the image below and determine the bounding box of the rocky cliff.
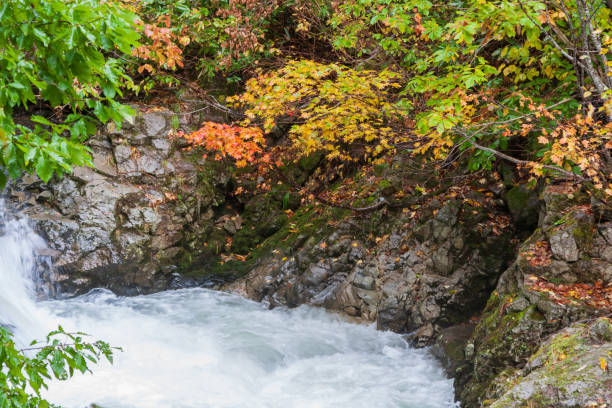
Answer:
[7,107,236,296]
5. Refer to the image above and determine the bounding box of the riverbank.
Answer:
[5,107,611,408]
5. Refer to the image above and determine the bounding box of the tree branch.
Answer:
[456,130,587,182]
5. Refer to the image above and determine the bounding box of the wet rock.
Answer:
[412,323,435,347]
[459,185,612,407]
[432,323,476,383]
[227,192,517,347]
[303,263,331,286]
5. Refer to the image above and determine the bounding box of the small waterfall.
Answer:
[0,200,52,343]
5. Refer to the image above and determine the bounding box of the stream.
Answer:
[0,201,458,408]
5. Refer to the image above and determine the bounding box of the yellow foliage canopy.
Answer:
[231,60,408,164]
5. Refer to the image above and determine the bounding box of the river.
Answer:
[0,201,458,408]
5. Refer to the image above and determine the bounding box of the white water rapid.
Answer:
[0,201,458,408]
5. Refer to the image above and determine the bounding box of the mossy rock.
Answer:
[461,293,548,406]
[504,184,539,231]
[487,318,612,407]
[231,194,289,254]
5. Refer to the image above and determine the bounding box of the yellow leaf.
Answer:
[601,357,608,372]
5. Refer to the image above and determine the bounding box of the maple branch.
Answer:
[455,130,587,182]
[181,96,244,119]
[315,195,390,212]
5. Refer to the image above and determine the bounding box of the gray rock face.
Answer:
[8,107,234,297]
[549,229,579,262]
[225,183,612,408]
[227,197,517,345]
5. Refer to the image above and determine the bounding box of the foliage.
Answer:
[180,122,266,167]
[534,109,612,192]
[0,326,116,408]
[133,0,288,81]
[232,60,406,163]
[331,0,612,174]
[216,0,612,198]
[132,14,188,74]
[0,0,140,187]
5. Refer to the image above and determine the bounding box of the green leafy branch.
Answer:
[0,325,119,408]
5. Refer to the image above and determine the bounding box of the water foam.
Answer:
[0,201,52,343]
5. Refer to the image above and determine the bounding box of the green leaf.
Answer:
[50,350,67,379]
[35,155,54,182]
[24,147,37,165]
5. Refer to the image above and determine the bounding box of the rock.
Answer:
[142,111,168,137]
[226,191,516,353]
[151,138,171,157]
[432,323,476,382]
[136,147,165,175]
[412,323,435,347]
[113,144,140,176]
[353,269,376,290]
[549,229,579,262]
[458,185,612,407]
[91,150,118,177]
[488,321,612,408]
[589,317,612,342]
[506,296,530,313]
[303,263,331,286]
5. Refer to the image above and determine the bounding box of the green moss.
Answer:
[377,179,396,195]
[571,219,594,250]
[505,186,532,214]
[201,205,335,279]
[488,322,611,407]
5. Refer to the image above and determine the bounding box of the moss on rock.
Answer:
[487,318,612,408]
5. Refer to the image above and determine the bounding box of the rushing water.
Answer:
[0,201,458,408]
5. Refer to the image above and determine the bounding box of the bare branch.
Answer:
[517,0,589,70]
[456,130,587,181]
